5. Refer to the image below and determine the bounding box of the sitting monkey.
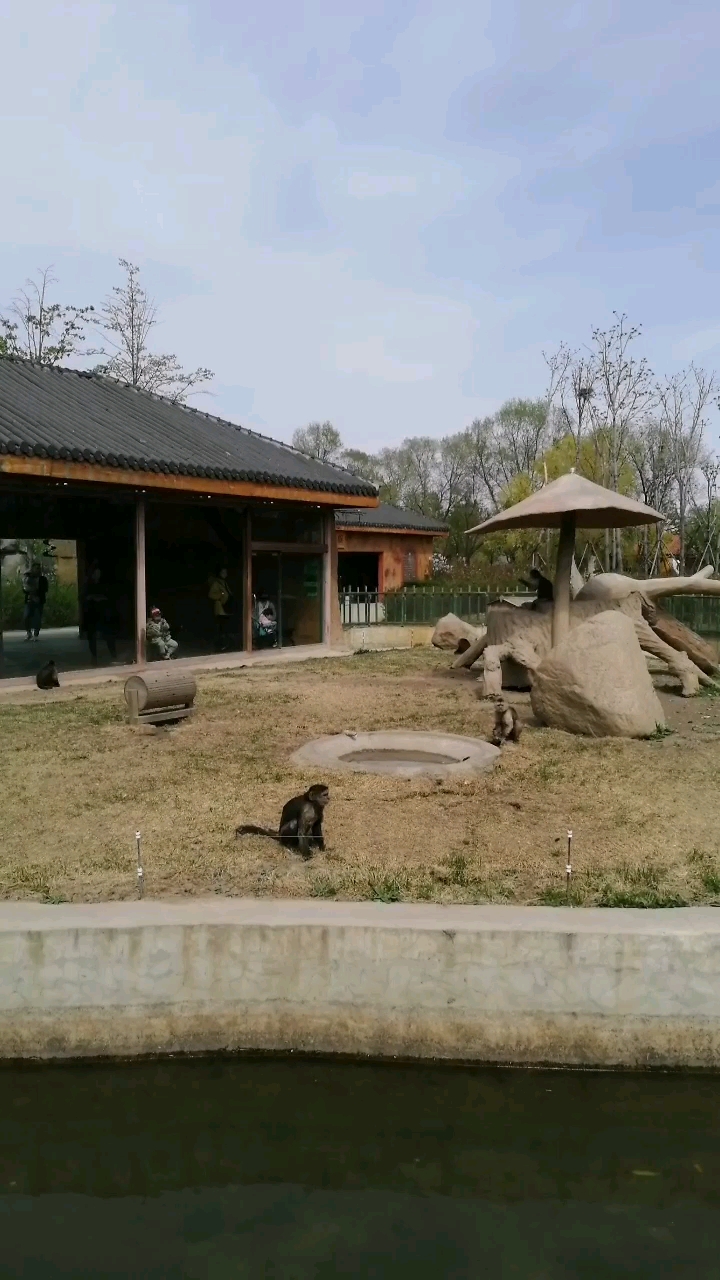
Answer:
[36,659,60,690]
[490,700,521,747]
[236,783,329,858]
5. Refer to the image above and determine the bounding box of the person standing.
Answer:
[208,568,232,651]
[81,565,118,663]
[22,563,48,641]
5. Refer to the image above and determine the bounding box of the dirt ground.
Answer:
[1,647,719,907]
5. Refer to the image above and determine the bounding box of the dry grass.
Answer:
[1,647,719,907]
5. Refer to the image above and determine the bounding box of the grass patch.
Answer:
[538,885,587,907]
[1,644,719,905]
[596,887,688,909]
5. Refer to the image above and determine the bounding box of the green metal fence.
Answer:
[340,585,720,637]
[339,584,533,627]
[663,595,720,637]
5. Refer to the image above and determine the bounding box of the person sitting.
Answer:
[146,607,178,660]
[252,592,278,648]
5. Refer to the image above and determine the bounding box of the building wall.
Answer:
[335,530,438,590]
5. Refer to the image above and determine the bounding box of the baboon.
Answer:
[36,659,60,690]
[236,784,330,858]
[490,700,521,747]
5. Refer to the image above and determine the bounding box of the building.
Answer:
[335,503,449,592]
[0,359,377,679]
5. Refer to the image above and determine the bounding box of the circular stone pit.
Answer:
[291,730,500,779]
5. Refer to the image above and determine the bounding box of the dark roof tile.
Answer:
[335,502,448,533]
[0,359,377,498]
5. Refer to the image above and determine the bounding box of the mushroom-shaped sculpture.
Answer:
[467,473,663,646]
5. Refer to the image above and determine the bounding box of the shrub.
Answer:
[1,576,79,629]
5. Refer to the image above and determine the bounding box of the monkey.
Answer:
[490,699,521,747]
[36,659,60,690]
[236,784,330,858]
[521,567,554,604]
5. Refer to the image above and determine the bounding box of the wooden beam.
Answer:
[0,455,378,508]
[135,497,147,667]
[243,509,253,653]
[250,541,327,554]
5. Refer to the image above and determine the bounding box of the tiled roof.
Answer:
[0,359,377,497]
[335,502,448,533]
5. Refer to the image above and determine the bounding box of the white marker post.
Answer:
[136,830,144,900]
[566,829,573,897]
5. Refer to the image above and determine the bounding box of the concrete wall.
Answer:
[3,899,720,1068]
[341,624,435,650]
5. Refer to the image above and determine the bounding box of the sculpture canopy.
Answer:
[466,472,663,646]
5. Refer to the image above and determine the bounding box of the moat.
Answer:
[1,1055,719,1276]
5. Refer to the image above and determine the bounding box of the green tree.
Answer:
[0,266,95,365]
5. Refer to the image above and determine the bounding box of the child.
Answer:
[146,607,178,660]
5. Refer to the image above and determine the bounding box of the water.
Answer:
[340,748,456,764]
[1,1056,720,1277]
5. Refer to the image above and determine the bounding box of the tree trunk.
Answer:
[679,486,686,575]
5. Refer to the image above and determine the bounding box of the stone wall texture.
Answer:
[2,899,720,1067]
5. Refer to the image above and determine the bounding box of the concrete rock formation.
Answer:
[431,612,486,652]
[530,610,666,738]
[453,596,717,698]
[576,565,720,603]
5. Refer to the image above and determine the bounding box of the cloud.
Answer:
[347,172,417,197]
[335,335,432,382]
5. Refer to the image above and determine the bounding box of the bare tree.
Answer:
[96,260,213,403]
[658,365,716,572]
[627,421,674,572]
[545,344,599,465]
[587,314,656,569]
[697,456,720,569]
[493,398,551,489]
[0,266,94,366]
[463,416,502,511]
[292,420,343,463]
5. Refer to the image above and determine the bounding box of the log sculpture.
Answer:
[454,595,718,698]
[124,668,197,725]
[431,613,487,653]
[576,565,720,603]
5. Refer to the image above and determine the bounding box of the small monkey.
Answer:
[236,783,330,858]
[36,659,60,690]
[521,567,554,604]
[490,699,521,747]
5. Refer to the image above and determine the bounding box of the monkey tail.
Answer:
[235,824,282,841]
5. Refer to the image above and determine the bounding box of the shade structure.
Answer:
[466,472,663,646]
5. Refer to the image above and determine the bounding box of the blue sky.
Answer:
[3,1,720,449]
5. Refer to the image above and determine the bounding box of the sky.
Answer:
[3,1,720,451]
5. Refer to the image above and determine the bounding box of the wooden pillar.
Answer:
[323,512,343,646]
[243,508,253,653]
[135,496,147,667]
[552,514,576,648]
